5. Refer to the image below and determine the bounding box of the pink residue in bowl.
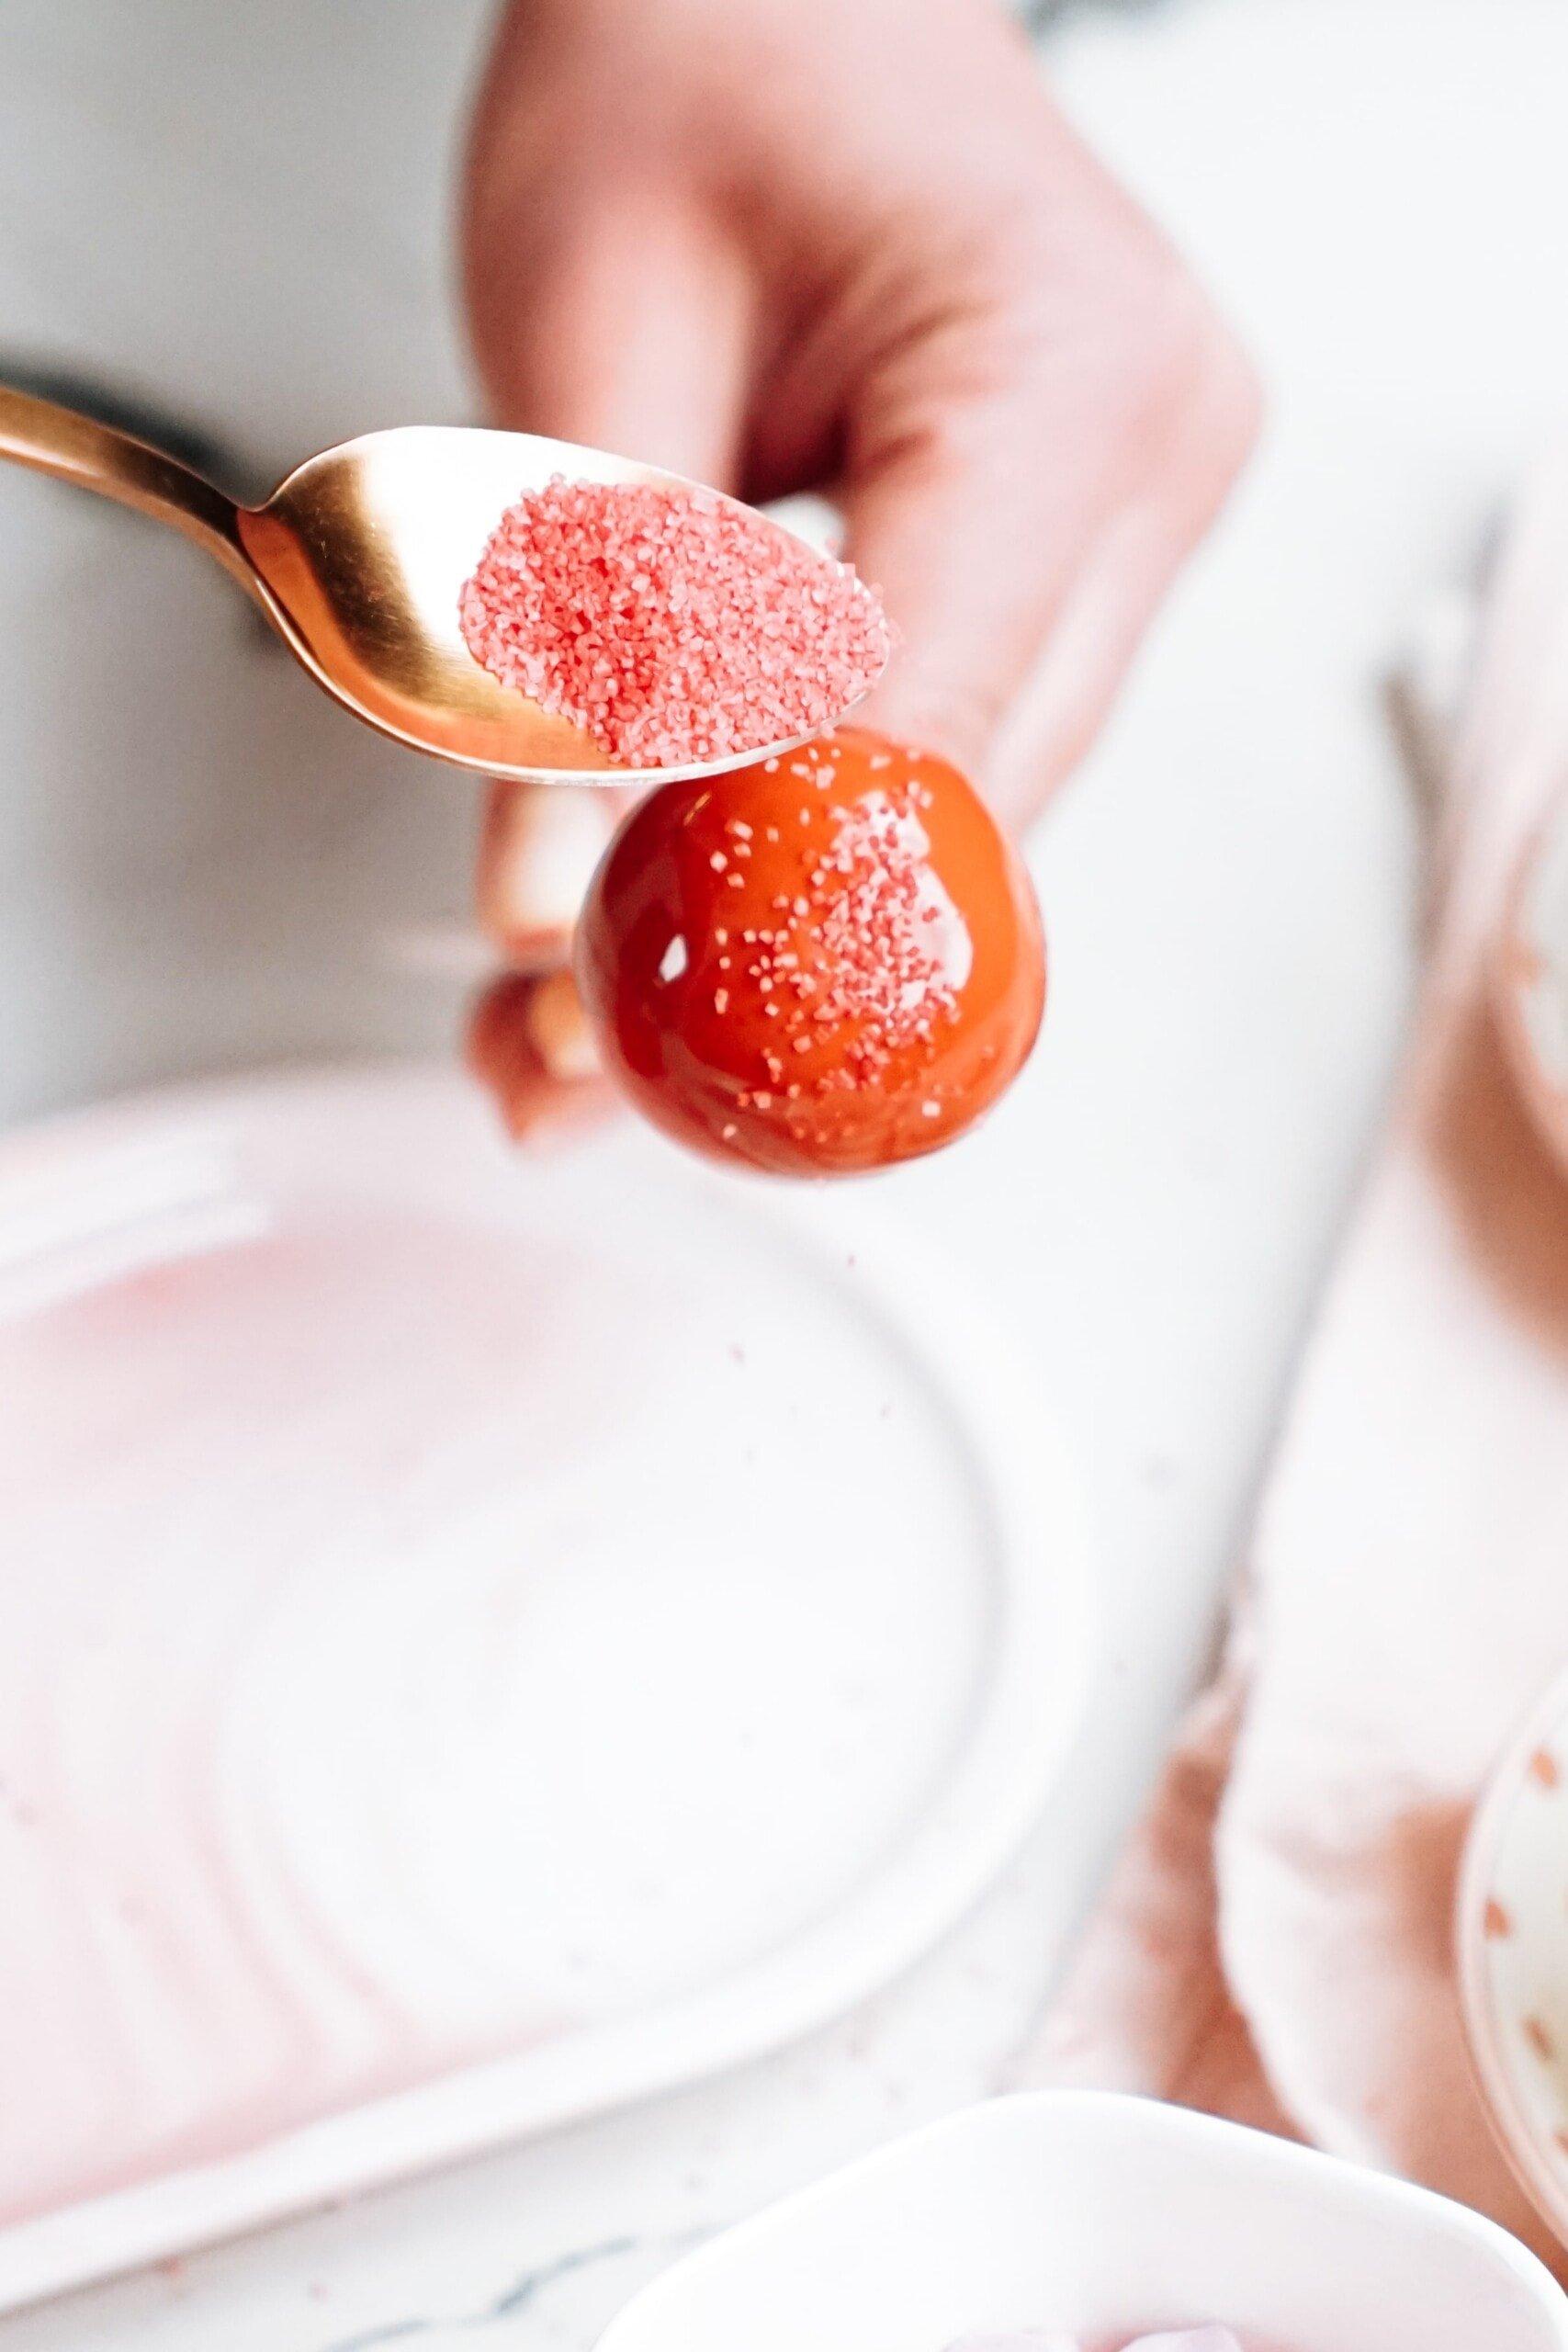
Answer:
[457,475,889,769]
[952,2328,1246,2352]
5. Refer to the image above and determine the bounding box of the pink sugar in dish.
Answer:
[457,475,890,769]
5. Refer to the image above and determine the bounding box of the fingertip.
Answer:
[477,781,622,970]
[468,968,617,1144]
[853,666,1010,794]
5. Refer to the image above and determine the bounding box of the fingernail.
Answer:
[525,968,603,1083]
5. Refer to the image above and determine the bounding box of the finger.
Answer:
[464,187,751,961]
[845,271,1258,804]
[468,969,618,1143]
[986,317,1264,830]
[464,175,753,491]
[477,779,626,970]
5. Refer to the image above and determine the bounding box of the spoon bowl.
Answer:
[0,390,878,785]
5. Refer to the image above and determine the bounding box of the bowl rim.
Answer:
[596,2089,1568,2352]
[1457,1662,1568,2252]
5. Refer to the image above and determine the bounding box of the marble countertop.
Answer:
[3,0,1568,2343]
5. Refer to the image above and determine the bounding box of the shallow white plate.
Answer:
[596,2092,1568,2352]
[0,1064,1091,2312]
[1458,1666,1568,2250]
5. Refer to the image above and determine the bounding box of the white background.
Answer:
[1,0,1566,2344]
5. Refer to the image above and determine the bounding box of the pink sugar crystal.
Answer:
[457,476,889,769]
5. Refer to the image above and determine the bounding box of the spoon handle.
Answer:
[0,384,256,594]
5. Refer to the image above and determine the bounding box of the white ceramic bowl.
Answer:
[597,2093,1568,2352]
[1458,1664,1568,2248]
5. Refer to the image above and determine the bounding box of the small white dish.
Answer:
[1458,1666,1568,2248]
[597,2092,1568,2352]
[1495,789,1568,1182]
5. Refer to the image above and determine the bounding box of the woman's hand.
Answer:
[462,0,1259,1130]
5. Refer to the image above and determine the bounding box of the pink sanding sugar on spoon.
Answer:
[457,475,890,770]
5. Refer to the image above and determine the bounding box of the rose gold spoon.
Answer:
[0,387,881,786]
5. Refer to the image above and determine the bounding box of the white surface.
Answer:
[0,0,1566,2346]
[0,1065,1089,2310]
[598,2096,1568,2352]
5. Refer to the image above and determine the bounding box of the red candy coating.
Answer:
[575,729,1045,1175]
